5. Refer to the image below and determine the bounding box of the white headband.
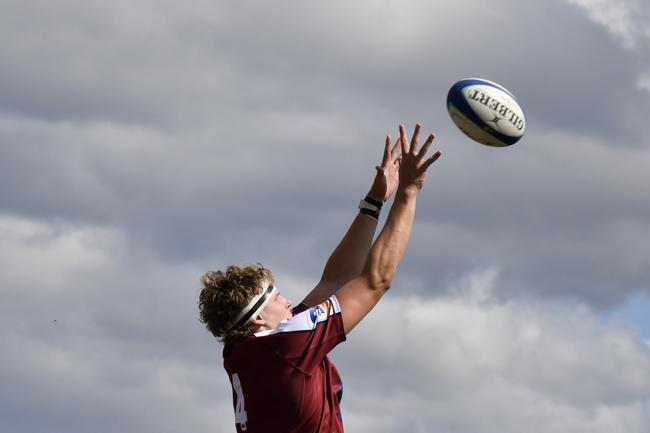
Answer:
[228,284,277,331]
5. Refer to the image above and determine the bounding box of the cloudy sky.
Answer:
[1,0,649,432]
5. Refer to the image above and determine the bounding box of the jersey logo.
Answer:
[309,301,332,325]
[309,307,319,324]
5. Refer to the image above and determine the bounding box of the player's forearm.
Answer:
[300,202,380,307]
[362,188,417,291]
[319,210,378,287]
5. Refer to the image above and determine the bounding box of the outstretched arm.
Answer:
[299,136,401,308]
[335,123,441,334]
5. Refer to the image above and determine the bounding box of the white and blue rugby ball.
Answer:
[447,78,525,147]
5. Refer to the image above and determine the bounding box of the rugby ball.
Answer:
[447,78,525,147]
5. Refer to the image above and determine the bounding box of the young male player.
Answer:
[199,124,441,432]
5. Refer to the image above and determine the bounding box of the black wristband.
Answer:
[359,208,379,220]
[364,195,383,208]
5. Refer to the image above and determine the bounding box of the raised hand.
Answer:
[368,134,402,203]
[397,123,441,194]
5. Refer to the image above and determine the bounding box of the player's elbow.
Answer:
[362,250,396,292]
[365,270,393,293]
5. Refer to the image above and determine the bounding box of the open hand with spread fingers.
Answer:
[396,123,442,194]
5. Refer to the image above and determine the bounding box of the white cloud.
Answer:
[0,330,230,433]
[0,215,230,433]
[567,0,649,48]
[0,215,123,292]
[334,270,650,433]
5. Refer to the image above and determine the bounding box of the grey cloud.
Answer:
[0,0,233,127]
[3,111,649,307]
[3,0,648,141]
[2,0,650,431]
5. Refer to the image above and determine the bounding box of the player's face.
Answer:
[259,290,293,329]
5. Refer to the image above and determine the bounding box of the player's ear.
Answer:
[249,315,265,327]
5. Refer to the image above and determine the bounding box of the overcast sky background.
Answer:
[1,0,649,432]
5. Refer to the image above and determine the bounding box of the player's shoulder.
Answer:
[255,296,341,337]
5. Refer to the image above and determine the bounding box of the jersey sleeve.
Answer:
[254,295,346,375]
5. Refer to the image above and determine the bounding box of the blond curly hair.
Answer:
[198,264,273,346]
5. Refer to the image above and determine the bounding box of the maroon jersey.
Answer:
[223,296,346,433]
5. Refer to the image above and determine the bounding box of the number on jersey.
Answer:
[231,373,248,431]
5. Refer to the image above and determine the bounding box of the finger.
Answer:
[390,139,401,162]
[417,133,435,160]
[399,124,409,154]
[410,123,421,154]
[421,150,442,171]
[382,135,391,166]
